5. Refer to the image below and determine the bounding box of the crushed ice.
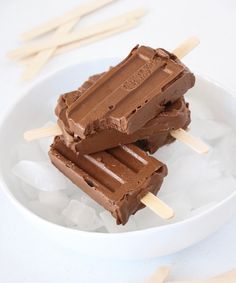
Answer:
[11,104,236,232]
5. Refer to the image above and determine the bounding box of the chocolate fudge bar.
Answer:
[66,45,195,138]
[56,74,191,154]
[49,136,167,224]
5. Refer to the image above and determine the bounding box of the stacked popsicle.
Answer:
[47,43,195,224]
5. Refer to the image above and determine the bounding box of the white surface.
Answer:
[0,0,236,282]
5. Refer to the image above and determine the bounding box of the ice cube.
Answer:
[154,139,193,164]
[62,200,103,231]
[38,191,69,211]
[134,192,192,229]
[67,190,83,201]
[12,160,69,191]
[161,192,192,223]
[99,211,137,233]
[61,181,80,197]
[159,154,221,197]
[28,201,63,224]
[20,181,39,201]
[189,117,230,142]
[187,96,214,120]
[80,195,104,213]
[213,133,236,177]
[188,176,236,209]
[67,186,104,213]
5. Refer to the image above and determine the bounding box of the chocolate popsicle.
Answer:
[56,75,191,155]
[49,136,167,225]
[66,45,195,138]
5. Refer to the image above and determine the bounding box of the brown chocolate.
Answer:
[135,100,191,154]
[56,74,191,155]
[65,45,195,138]
[49,136,167,225]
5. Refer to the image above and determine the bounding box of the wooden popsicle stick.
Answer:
[168,280,220,283]
[23,124,62,141]
[21,0,118,41]
[148,266,170,283]
[160,269,236,283]
[8,8,146,59]
[54,19,138,56]
[21,19,139,80]
[171,129,209,154]
[172,36,200,59]
[168,277,235,283]
[141,192,174,220]
[212,269,236,281]
[22,20,138,67]
[21,0,118,80]
[21,18,79,81]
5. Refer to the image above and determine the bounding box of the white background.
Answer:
[1,0,236,282]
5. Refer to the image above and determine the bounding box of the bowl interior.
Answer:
[1,58,236,232]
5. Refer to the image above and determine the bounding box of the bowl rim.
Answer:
[0,58,236,239]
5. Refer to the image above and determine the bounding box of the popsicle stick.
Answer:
[53,19,138,56]
[168,280,219,283]
[21,19,138,80]
[171,129,209,154]
[168,269,236,283]
[172,36,200,59]
[22,20,138,67]
[8,8,146,59]
[21,0,118,80]
[148,266,170,283]
[24,124,62,141]
[168,277,234,283]
[21,18,79,81]
[212,269,236,281]
[21,0,118,41]
[141,192,174,220]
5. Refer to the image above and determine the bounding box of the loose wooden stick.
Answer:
[212,269,236,281]
[168,279,219,283]
[148,266,170,283]
[21,19,139,80]
[8,9,146,60]
[23,124,62,141]
[21,0,118,41]
[171,129,209,154]
[141,192,174,220]
[21,0,118,80]
[168,269,236,283]
[172,36,200,59]
[51,20,138,56]
[21,19,79,81]
[22,20,139,67]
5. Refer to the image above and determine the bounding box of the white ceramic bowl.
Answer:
[0,58,236,260]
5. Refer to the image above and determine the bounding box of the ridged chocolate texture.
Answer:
[66,45,195,138]
[56,73,191,154]
[49,136,167,225]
